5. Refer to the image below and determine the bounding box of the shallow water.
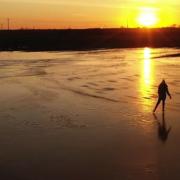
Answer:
[0,48,180,180]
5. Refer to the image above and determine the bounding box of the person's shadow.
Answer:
[153,113,172,142]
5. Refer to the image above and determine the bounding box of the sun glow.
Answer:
[138,8,158,27]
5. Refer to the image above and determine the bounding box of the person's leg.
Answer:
[153,98,161,112]
[162,100,165,112]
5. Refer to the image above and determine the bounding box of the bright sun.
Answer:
[138,10,158,27]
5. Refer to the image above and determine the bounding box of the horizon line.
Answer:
[1,26,180,31]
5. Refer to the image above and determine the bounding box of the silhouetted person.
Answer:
[153,80,171,112]
[153,113,171,142]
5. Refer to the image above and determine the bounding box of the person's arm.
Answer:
[166,86,171,99]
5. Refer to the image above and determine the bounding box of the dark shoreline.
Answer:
[1,28,180,51]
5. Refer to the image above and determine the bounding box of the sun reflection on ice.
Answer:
[140,47,154,111]
[144,48,151,85]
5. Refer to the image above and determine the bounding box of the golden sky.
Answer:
[0,0,179,29]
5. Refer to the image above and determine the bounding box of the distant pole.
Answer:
[126,14,129,28]
[7,18,10,30]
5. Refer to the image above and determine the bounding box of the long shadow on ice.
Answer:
[153,113,171,142]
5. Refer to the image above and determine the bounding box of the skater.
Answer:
[153,79,171,112]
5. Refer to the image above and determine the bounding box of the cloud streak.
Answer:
[0,0,160,8]
[1,0,180,9]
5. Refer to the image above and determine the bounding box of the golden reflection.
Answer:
[144,48,151,85]
[140,47,154,111]
[144,47,151,59]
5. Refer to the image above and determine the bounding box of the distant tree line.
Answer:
[0,28,180,51]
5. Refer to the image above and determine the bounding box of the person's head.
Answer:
[162,79,166,84]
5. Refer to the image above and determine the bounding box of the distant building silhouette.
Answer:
[7,18,10,30]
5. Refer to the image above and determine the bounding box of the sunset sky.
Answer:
[0,0,180,29]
